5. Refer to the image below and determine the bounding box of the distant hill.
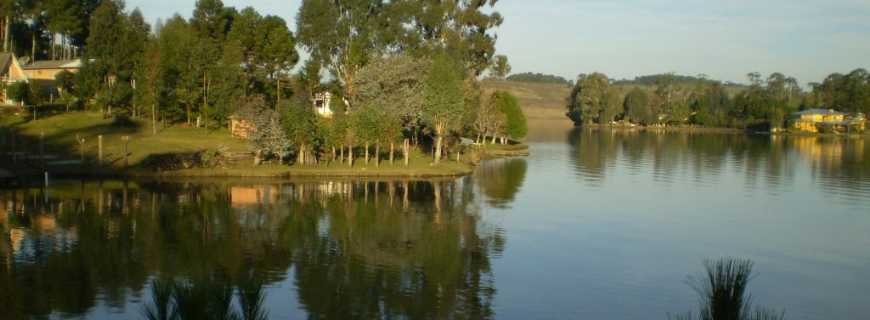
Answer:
[613,73,747,88]
[506,72,572,85]
[481,79,572,121]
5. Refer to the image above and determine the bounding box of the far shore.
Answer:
[572,123,869,137]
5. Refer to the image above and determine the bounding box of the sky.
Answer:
[126,0,870,85]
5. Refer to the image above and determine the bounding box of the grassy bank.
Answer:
[0,111,484,179]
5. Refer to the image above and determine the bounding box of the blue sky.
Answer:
[127,0,870,85]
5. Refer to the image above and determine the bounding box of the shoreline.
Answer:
[573,123,869,137]
[2,144,530,182]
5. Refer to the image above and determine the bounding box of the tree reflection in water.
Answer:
[567,128,870,197]
[475,158,528,208]
[0,177,504,319]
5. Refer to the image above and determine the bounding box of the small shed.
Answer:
[229,115,256,139]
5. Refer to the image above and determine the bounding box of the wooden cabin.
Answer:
[0,52,28,105]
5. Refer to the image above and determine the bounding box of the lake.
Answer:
[2,123,869,319]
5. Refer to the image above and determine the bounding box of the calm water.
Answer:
[2,125,869,319]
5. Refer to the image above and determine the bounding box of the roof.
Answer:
[22,59,82,70]
[793,108,846,116]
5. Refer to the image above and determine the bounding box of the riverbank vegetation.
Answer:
[1,0,530,177]
[567,71,870,132]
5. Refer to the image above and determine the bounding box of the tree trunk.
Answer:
[389,142,394,165]
[31,31,36,61]
[434,126,444,164]
[403,139,410,167]
[332,146,336,163]
[364,142,369,165]
[375,143,380,168]
[3,16,9,52]
[202,73,209,129]
[347,145,353,167]
[340,145,345,164]
[298,143,305,165]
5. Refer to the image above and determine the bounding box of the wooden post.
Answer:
[98,135,103,166]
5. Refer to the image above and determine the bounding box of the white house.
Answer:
[314,91,333,117]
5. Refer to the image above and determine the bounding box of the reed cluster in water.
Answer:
[671,258,785,320]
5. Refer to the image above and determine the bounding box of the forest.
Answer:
[567,71,870,130]
[0,0,527,166]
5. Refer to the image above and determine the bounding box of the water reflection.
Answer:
[475,158,528,208]
[567,128,870,202]
[0,178,505,319]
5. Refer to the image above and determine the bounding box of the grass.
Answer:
[2,111,248,165]
[481,79,573,121]
[0,111,474,178]
[142,151,474,178]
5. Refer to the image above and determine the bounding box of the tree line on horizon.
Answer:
[505,72,572,85]
[1,0,528,166]
[567,70,870,129]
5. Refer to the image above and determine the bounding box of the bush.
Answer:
[6,81,29,106]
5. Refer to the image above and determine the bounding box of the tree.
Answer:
[235,95,290,163]
[600,87,623,124]
[296,0,384,103]
[474,90,503,144]
[6,81,29,107]
[692,82,732,127]
[258,15,298,105]
[394,0,504,76]
[567,72,610,125]
[283,98,319,165]
[490,55,511,79]
[423,53,465,164]
[352,54,430,165]
[624,88,654,125]
[489,91,526,141]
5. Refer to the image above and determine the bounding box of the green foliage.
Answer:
[6,81,29,105]
[624,88,654,124]
[353,54,430,140]
[236,95,291,159]
[567,72,610,125]
[600,87,624,124]
[811,69,870,116]
[490,55,511,79]
[283,98,319,148]
[423,52,465,135]
[490,91,527,140]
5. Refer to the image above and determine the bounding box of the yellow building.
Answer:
[21,59,81,80]
[790,109,849,133]
[0,52,29,104]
